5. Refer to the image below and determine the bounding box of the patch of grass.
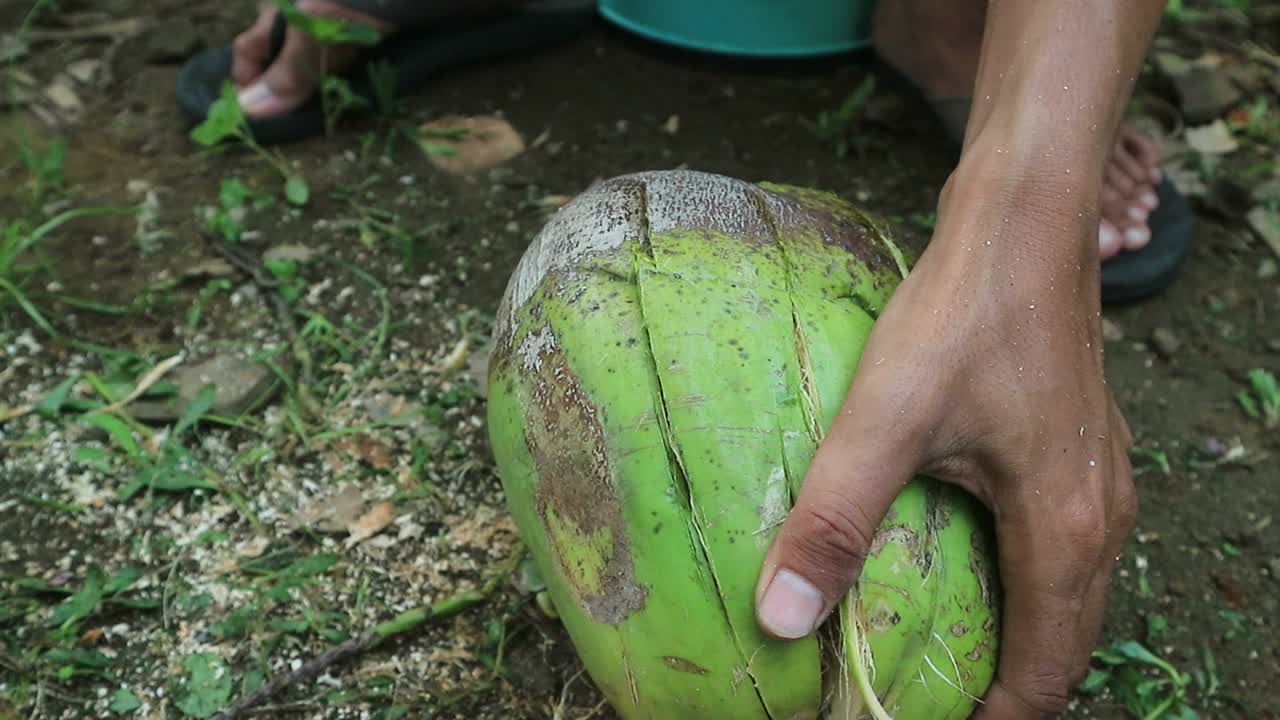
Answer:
[1234,368,1279,428]
[1131,446,1173,476]
[1079,640,1203,719]
[273,0,381,137]
[190,82,310,206]
[17,137,66,207]
[200,177,273,243]
[815,74,877,159]
[1228,97,1280,146]
[1,207,132,335]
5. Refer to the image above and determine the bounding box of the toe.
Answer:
[1111,136,1152,189]
[1123,225,1151,251]
[1099,220,1123,260]
[1101,182,1140,233]
[1118,126,1164,184]
[231,6,278,87]
[239,30,320,117]
[1105,165,1137,199]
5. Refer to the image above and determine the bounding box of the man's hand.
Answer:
[753,161,1138,716]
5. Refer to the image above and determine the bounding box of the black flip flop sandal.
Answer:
[176,0,598,146]
[922,93,1195,306]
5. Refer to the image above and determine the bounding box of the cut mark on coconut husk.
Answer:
[753,188,894,720]
[751,189,826,446]
[631,184,777,720]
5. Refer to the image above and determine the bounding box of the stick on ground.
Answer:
[210,546,524,720]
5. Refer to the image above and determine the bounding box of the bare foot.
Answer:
[872,0,1164,260]
[231,0,394,118]
[1098,126,1162,260]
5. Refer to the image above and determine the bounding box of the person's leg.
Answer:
[872,0,1163,261]
[231,0,521,118]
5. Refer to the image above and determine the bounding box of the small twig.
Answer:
[210,545,525,720]
[160,551,186,631]
[0,404,35,424]
[581,698,610,720]
[97,353,184,415]
[245,701,321,716]
[205,234,322,419]
[0,651,28,674]
[553,669,585,720]
[27,681,44,720]
[22,18,149,42]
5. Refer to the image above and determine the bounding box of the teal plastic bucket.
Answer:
[598,0,875,58]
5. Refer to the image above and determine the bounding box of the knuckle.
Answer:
[1020,676,1073,715]
[232,34,257,55]
[1114,482,1139,535]
[1005,664,1081,715]
[788,493,876,574]
[1056,499,1109,560]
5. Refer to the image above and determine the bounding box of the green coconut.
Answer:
[486,170,999,719]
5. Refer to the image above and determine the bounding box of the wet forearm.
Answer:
[957,1,1165,222]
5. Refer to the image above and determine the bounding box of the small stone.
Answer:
[144,18,202,63]
[1267,339,1280,354]
[1247,206,1280,261]
[128,355,278,422]
[1259,258,1278,279]
[1151,327,1182,357]
[1173,63,1242,124]
[662,114,680,135]
[66,59,102,85]
[43,78,82,117]
[0,32,27,63]
[1102,317,1125,342]
[1185,119,1240,155]
[262,244,317,264]
[1267,557,1280,581]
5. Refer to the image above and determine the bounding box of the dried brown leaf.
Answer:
[345,501,396,547]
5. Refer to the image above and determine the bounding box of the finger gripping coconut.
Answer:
[487,170,999,719]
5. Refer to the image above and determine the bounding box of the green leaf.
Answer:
[104,567,144,595]
[210,607,255,640]
[35,374,80,418]
[44,647,112,671]
[1112,640,1169,667]
[383,706,411,720]
[283,553,340,578]
[1146,613,1168,642]
[48,567,105,628]
[1077,668,1111,694]
[218,178,251,209]
[269,618,310,634]
[190,82,247,147]
[137,463,218,494]
[117,457,218,501]
[81,412,141,459]
[174,384,216,439]
[241,670,266,696]
[106,596,161,610]
[74,446,115,473]
[284,175,310,206]
[274,0,381,44]
[265,258,298,283]
[175,653,234,719]
[109,688,143,713]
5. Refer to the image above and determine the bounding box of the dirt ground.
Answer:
[1,0,1278,718]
